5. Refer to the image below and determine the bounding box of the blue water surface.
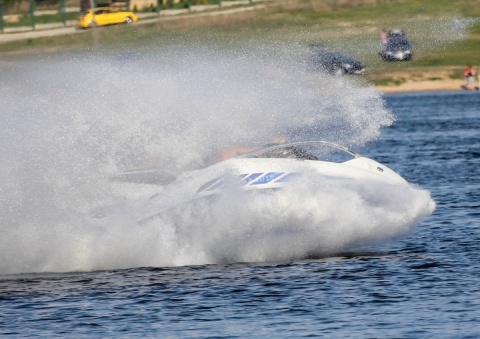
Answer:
[1,91,479,338]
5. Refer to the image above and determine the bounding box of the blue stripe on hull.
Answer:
[197,172,301,193]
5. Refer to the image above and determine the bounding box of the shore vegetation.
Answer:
[1,0,479,90]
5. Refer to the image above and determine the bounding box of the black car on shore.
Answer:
[308,44,365,75]
[380,29,412,61]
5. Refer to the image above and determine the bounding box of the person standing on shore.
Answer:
[463,65,474,90]
[380,28,388,49]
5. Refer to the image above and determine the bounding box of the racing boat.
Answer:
[115,141,411,224]
[103,140,435,262]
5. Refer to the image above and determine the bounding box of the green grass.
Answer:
[3,12,80,28]
[281,0,480,21]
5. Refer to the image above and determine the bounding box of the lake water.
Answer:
[0,53,479,337]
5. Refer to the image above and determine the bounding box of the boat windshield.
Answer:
[238,141,360,163]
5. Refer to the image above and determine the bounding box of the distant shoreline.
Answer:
[0,4,475,96]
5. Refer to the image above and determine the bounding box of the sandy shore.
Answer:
[377,78,469,93]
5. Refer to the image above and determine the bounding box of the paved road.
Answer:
[0,2,267,44]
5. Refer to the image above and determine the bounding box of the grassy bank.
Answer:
[1,0,479,87]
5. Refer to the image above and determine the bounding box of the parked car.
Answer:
[379,29,412,61]
[76,7,138,29]
[308,44,365,75]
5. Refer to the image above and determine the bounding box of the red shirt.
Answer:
[464,66,473,77]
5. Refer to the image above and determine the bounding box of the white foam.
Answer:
[0,41,435,274]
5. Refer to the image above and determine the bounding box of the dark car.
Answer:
[380,29,412,61]
[308,45,365,75]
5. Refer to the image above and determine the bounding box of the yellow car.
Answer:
[76,7,138,29]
